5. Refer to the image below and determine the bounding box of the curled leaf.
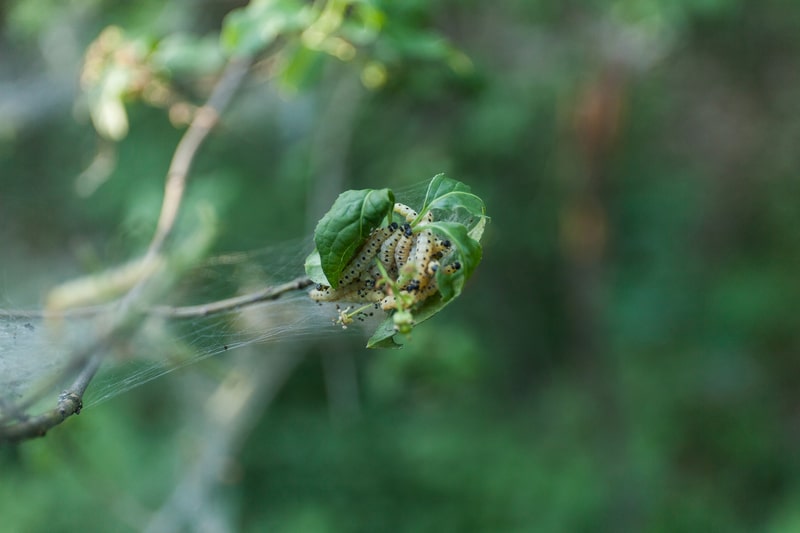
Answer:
[416,173,486,224]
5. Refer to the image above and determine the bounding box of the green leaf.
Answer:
[303,249,327,285]
[151,34,225,76]
[467,213,488,243]
[415,173,486,224]
[314,188,394,288]
[426,221,482,301]
[221,0,312,57]
[366,293,445,348]
[366,318,404,348]
[339,2,385,45]
[276,43,324,92]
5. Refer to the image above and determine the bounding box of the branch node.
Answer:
[57,391,83,417]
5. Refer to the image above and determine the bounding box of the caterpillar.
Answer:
[443,261,461,275]
[394,223,414,271]
[311,225,394,302]
[410,261,460,307]
[338,225,394,287]
[379,260,462,311]
[311,203,465,320]
[393,203,418,223]
[412,228,435,291]
[379,294,396,311]
[394,203,434,225]
[432,237,451,256]
[379,223,403,272]
[309,283,337,302]
[361,286,386,303]
[311,282,384,304]
[379,283,434,311]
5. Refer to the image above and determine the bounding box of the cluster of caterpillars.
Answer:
[310,203,461,311]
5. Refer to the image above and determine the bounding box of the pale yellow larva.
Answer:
[393,203,418,223]
[338,225,394,287]
[412,228,435,291]
[379,222,402,272]
[394,222,414,271]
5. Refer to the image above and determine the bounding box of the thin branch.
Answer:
[150,276,313,318]
[144,56,253,262]
[0,277,313,322]
[0,353,102,441]
[0,309,141,428]
[0,277,314,442]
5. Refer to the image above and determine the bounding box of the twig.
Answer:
[0,276,313,442]
[143,55,253,263]
[0,353,102,441]
[150,276,313,318]
[0,277,313,322]
[0,308,142,428]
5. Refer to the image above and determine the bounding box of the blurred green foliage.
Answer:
[4,0,800,531]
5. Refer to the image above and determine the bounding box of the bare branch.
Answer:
[144,56,253,262]
[0,308,142,428]
[0,353,102,441]
[0,276,314,442]
[151,277,313,319]
[0,277,313,321]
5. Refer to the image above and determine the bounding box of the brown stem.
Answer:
[0,276,313,442]
[0,354,102,442]
[150,277,313,318]
[144,56,253,262]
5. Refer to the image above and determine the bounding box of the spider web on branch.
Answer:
[0,238,367,418]
[0,180,443,421]
[0,315,82,414]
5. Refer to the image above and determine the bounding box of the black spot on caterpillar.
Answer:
[405,279,421,292]
[443,261,461,274]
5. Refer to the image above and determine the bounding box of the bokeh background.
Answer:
[3,0,800,531]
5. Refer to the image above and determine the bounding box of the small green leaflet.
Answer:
[413,173,486,225]
[427,222,482,301]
